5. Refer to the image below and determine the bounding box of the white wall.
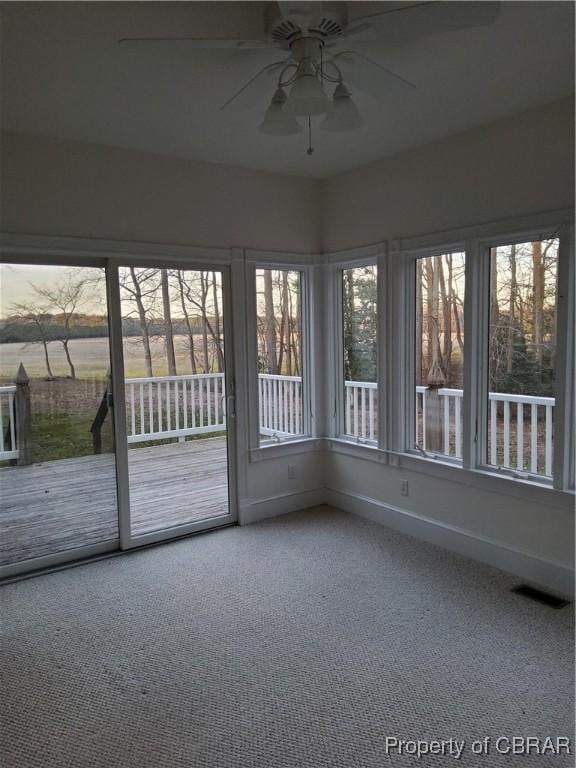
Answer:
[0,131,321,253]
[320,96,574,251]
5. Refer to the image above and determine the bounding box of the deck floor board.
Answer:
[0,438,229,566]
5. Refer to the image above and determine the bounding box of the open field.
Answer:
[0,334,213,381]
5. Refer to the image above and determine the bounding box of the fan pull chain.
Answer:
[306,116,314,155]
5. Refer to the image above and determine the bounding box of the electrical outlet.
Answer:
[288,464,296,480]
[400,479,409,496]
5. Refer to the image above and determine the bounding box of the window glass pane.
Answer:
[342,265,377,440]
[0,264,118,567]
[415,253,466,458]
[255,269,304,441]
[118,268,230,536]
[487,239,558,477]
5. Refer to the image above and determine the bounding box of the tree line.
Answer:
[4,268,225,379]
[343,241,557,397]
[119,268,224,377]
[256,270,301,376]
[343,266,377,382]
[5,243,557,392]
[488,240,557,396]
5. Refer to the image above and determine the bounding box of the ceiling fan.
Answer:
[119,2,500,153]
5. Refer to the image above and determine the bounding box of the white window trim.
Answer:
[394,217,573,492]
[323,208,574,497]
[472,224,568,488]
[328,252,383,449]
[390,238,467,465]
[244,251,316,459]
[0,232,232,266]
[554,222,575,491]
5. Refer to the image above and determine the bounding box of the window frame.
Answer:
[391,215,574,493]
[399,240,467,467]
[246,254,315,453]
[329,251,384,449]
[473,225,571,488]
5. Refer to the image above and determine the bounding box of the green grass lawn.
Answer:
[18,414,223,464]
[30,413,115,462]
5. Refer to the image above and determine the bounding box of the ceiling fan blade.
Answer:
[118,37,270,50]
[350,1,500,46]
[330,50,416,101]
[220,59,290,112]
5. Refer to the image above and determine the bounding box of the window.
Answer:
[486,239,559,478]
[255,268,304,442]
[342,265,377,441]
[414,253,466,459]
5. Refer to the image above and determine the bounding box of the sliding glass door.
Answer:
[0,259,237,577]
[0,263,119,575]
[116,265,235,544]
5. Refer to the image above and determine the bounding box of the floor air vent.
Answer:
[511,584,570,609]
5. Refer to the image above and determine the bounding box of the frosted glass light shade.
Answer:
[259,88,303,136]
[286,63,330,117]
[320,83,363,132]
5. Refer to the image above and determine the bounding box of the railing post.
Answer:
[15,363,32,466]
[425,362,444,454]
[90,370,113,454]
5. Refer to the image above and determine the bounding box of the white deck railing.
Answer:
[125,373,305,442]
[344,380,377,441]
[415,386,555,476]
[0,372,556,477]
[0,385,18,461]
[125,374,226,443]
[258,374,303,438]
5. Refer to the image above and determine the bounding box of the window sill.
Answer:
[249,438,322,463]
[326,438,387,464]
[391,452,573,509]
[325,440,573,510]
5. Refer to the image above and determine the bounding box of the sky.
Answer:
[0,264,106,317]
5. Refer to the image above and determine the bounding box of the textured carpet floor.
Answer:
[0,506,573,768]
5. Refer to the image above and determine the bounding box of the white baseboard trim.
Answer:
[239,488,326,525]
[325,488,575,599]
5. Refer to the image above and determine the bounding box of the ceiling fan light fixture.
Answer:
[320,82,363,132]
[259,87,303,136]
[286,62,330,117]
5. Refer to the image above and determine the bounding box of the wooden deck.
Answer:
[0,438,229,567]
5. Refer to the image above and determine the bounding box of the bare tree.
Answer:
[210,272,224,372]
[263,270,278,374]
[161,269,177,375]
[506,245,517,374]
[415,260,423,383]
[424,259,444,384]
[120,267,158,377]
[31,273,86,378]
[438,255,452,384]
[532,240,544,367]
[9,303,55,379]
[288,274,300,375]
[176,270,198,374]
[489,248,500,387]
[177,271,224,373]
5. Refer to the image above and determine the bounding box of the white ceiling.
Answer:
[1,1,574,178]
